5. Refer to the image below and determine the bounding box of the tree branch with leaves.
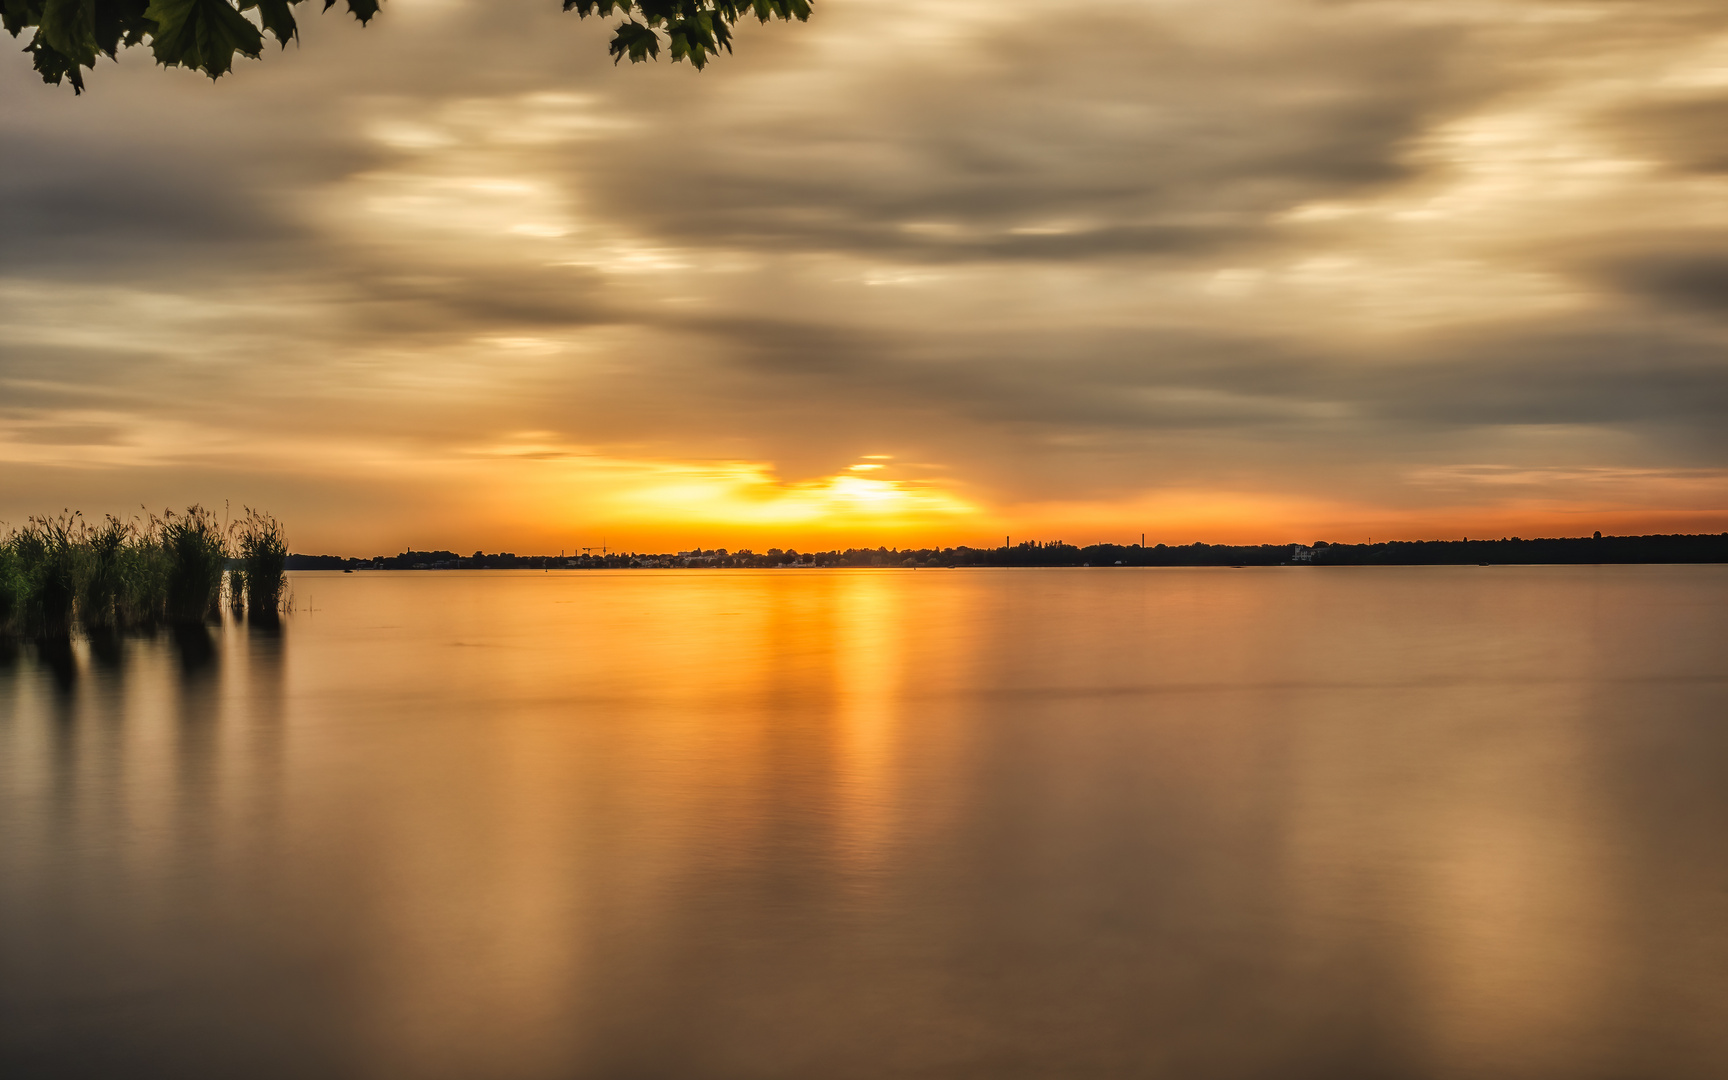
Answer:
[2,0,811,93]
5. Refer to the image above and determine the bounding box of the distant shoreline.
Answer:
[288,533,1728,571]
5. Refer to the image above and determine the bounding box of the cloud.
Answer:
[1603,248,1728,317]
[567,1,1485,265]
[2,0,1727,545]
[1610,93,1728,175]
[0,131,307,273]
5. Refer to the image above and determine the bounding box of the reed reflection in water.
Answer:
[2,567,1726,1079]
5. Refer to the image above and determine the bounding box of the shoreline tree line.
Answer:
[287,533,1728,572]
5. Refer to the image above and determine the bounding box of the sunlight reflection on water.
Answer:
[2,567,1727,1079]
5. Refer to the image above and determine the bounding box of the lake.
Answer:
[3,567,1726,1079]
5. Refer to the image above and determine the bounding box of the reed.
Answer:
[235,507,288,617]
[77,516,130,632]
[0,503,269,638]
[9,514,81,637]
[0,531,29,636]
[161,505,229,624]
[116,518,172,628]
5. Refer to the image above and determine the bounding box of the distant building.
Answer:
[1291,545,1315,562]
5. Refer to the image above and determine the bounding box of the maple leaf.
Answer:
[238,0,298,46]
[5,0,813,92]
[324,0,376,25]
[145,0,264,78]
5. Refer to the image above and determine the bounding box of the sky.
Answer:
[3,0,1727,555]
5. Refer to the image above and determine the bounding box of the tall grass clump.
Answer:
[116,519,172,627]
[71,515,174,631]
[234,507,288,617]
[77,516,130,632]
[0,530,29,636]
[0,503,283,639]
[11,513,82,637]
[161,505,229,624]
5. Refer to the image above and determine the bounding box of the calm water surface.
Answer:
[3,567,1726,1079]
